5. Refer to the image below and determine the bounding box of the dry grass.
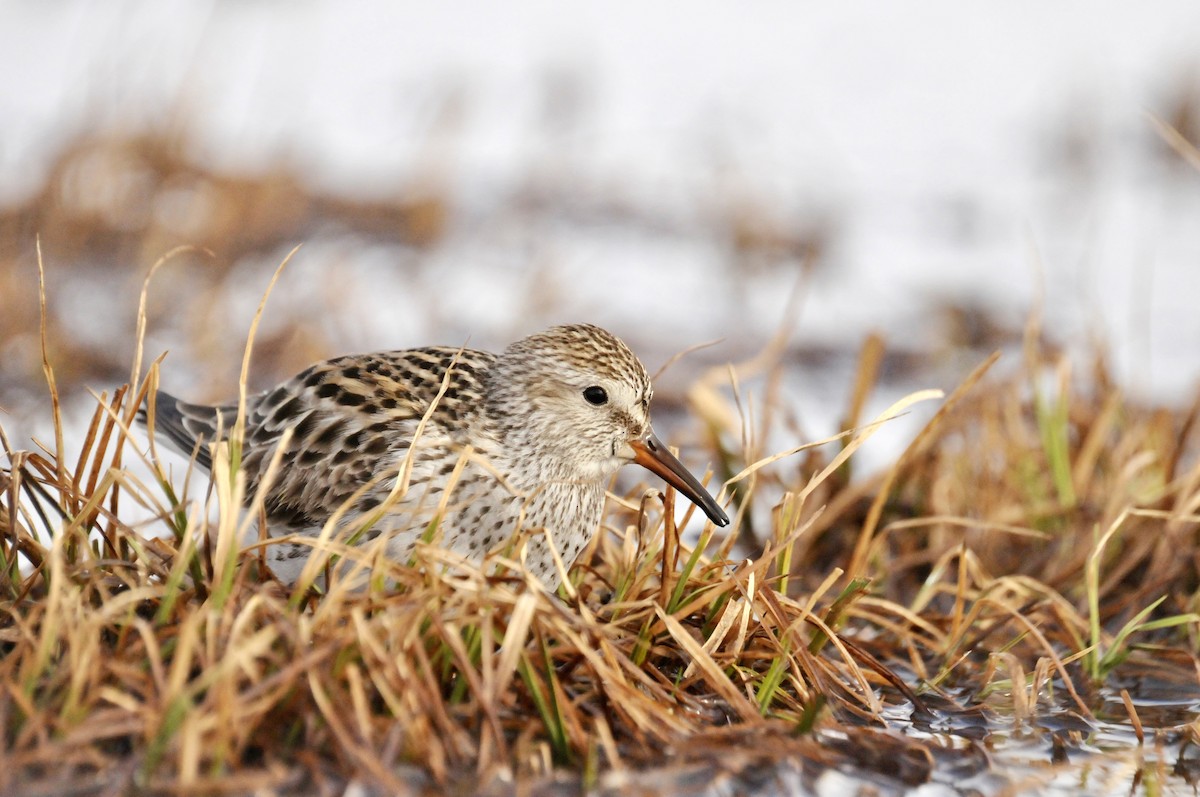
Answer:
[5,121,1200,792]
[4,254,1200,796]
[0,259,894,794]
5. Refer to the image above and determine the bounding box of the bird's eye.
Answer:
[583,386,609,406]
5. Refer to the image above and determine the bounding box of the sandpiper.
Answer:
[141,324,728,589]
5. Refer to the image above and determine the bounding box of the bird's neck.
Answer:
[489,427,578,485]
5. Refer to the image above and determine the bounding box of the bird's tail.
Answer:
[137,391,238,472]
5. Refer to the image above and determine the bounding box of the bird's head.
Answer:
[489,324,728,527]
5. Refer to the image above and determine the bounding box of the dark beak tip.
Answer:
[630,436,730,529]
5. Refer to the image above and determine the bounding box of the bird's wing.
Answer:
[141,347,494,530]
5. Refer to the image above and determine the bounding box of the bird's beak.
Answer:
[627,434,729,527]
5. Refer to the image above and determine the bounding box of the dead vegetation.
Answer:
[5,113,1200,793]
[3,248,1200,796]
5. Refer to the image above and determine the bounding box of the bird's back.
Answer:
[143,346,499,538]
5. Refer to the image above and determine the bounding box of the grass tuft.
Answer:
[3,264,1200,793]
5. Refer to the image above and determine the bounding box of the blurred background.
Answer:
[3,2,1200,466]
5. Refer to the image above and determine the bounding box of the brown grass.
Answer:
[5,239,1200,792]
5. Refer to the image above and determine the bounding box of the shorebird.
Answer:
[140,324,728,589]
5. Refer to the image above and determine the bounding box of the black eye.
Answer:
[583,386,608,406]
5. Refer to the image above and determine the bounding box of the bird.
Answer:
[139,324,729,589]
